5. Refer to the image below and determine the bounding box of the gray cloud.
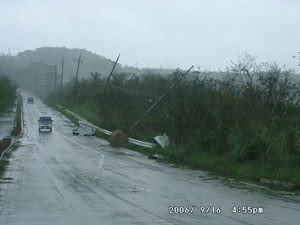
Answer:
[1,0,300,71]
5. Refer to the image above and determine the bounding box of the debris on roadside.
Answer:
[73,121,96,136]
[154,132,175,148]
[110,130,128,147]
[148,153,164,160]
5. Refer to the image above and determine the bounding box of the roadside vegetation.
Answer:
[0,75,17,116]
[0,75,18,177]
[47,53,300,189]
[0,139,12,178]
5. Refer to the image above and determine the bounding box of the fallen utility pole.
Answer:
[129,65,194,132]
[59,58,64,105]
[102,54,120,93]
[71,53,82,107]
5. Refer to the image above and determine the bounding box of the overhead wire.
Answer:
[77,80,163,99]
[75,79,228,104]
[117,53,198,71]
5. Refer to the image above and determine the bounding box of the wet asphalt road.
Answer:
[0,91,300,225]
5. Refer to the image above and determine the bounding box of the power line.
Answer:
[109,84,161,99]
[77,81,162,99]
[67,79,233,105]
[120,53,196,70]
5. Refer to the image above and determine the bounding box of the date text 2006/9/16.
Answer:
[168,206,221,214]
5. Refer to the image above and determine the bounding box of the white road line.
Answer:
[94,155,105,183]
[55,129,107,180]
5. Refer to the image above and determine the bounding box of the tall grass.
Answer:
[0,75,17,116]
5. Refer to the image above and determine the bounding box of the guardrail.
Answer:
[56,105,156,148]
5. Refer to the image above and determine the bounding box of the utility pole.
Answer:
[54,63,57,97]
[102,54,121,93]
[129,66,194,132]
[71,53,82,107]
[58,58,64,105]
[95,54,120,106]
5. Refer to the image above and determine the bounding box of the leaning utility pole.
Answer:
[71,53,82,107]
[95,54,120,106]
[54,63,57,96]
[102,54,121,93]
[129,66,194,132]
[59,58,64,104]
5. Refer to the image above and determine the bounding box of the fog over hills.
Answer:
[17,47,122,81]
[1,47,175,82]
[1,47,298,92]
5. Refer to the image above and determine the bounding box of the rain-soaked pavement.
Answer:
[0,91,299,225]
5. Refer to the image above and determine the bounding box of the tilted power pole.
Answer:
[59,58,64,104]
[102,54,121,93]
[54,63,57,96]
[129,66,194,132]
[95,54,120,106]
[71,53,82,107]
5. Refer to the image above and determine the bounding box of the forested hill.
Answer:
[18,47,117,80]
[0,47,173,83]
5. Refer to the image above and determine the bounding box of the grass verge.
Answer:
[162,146,300,191]
[0,138,12,177]
[94,130,110,140]
[0,157,10,178]
[51,104,79,125]
[0,145,20,179]
[122,143,159,156]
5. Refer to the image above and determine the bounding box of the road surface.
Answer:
[0,91,299,225]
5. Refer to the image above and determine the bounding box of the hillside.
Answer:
[1,47,174,82]
[16,47,131,81]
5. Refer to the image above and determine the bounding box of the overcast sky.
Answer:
[1,0,300,71]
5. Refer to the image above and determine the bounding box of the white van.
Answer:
[38,116,53,132]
